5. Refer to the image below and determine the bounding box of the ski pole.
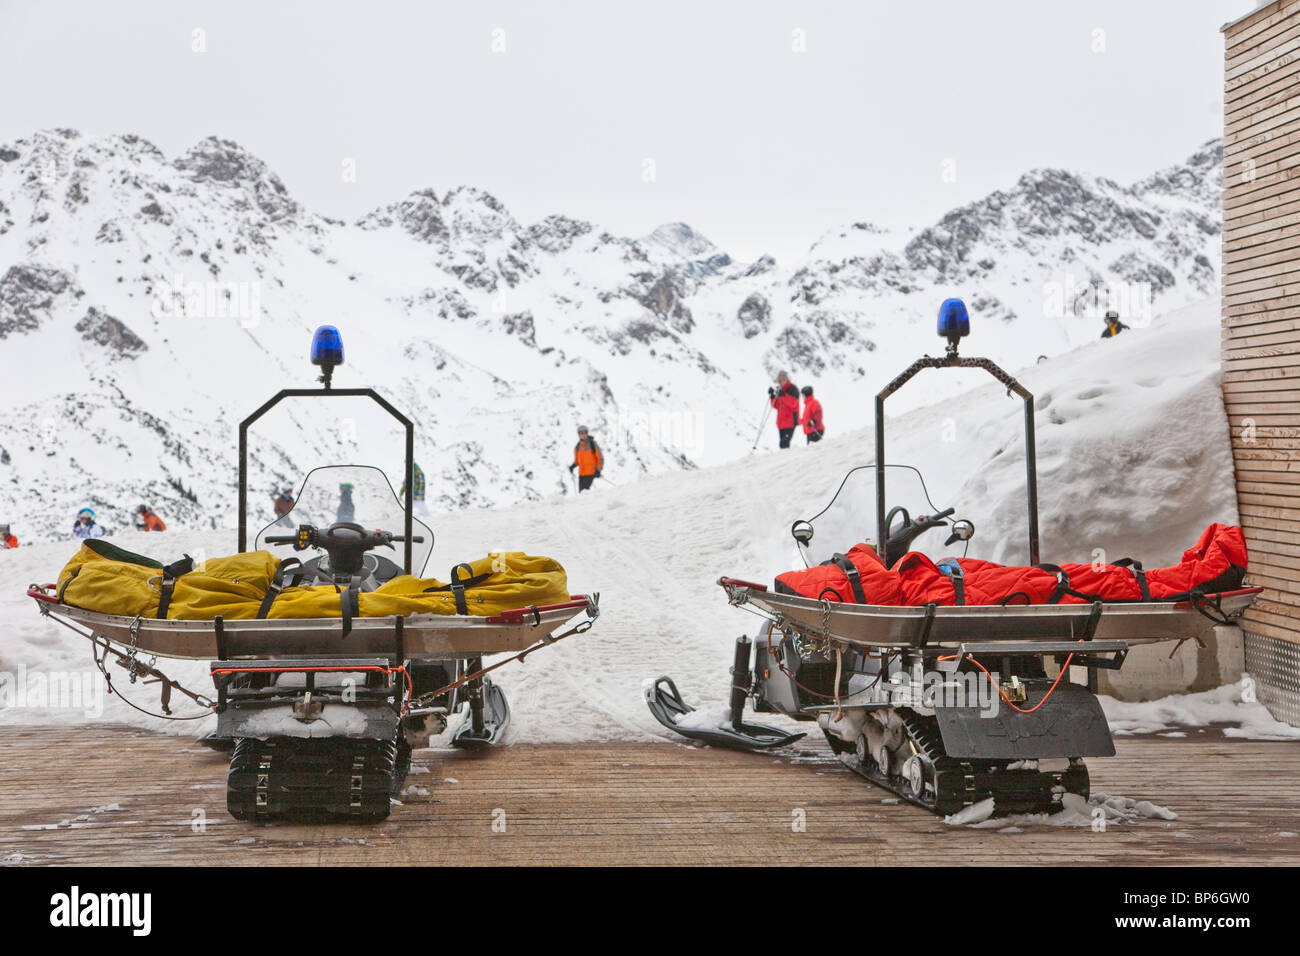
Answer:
[598,476,617,488]
[750,400,773,451]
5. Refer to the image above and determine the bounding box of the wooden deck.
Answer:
[1,726,1298,866]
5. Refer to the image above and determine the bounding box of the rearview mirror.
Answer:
[791,520,814,546]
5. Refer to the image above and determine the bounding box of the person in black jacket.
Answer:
[1101,310,1129,339]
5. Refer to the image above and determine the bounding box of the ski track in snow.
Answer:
[0,298,1280,756]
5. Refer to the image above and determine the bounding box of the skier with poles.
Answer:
[769,371,800,449]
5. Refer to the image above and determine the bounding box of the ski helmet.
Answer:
[1105,310,1119,322]
[77,508,94,519]
[577,425,589,434]
[800,386,813,397]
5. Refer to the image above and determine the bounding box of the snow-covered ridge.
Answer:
[0,128,1220,541]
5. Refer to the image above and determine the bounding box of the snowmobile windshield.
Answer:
[792,463,972,568]
[254,464,434,576]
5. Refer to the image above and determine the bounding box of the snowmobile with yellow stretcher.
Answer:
[28,327,600,822]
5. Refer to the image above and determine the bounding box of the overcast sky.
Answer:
[0,0,1253,262]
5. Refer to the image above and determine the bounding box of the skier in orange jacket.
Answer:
[135,505,166,531]
[569,425,604,493]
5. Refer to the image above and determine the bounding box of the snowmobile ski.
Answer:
[645,676,806,751]
[451,673,512,749]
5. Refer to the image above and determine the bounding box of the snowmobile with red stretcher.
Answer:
[28,327,599,822]
[647,299,1260,816]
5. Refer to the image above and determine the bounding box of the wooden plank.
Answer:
[1223,231,1300,267]
[1224,53,1300,121]
[1221,161,1300,208]
[1222,168,1300,212]
[1242,604,1300,633]
[1223,388,1300,406]
[1224,98,1300,144]
[1239,570,1300,600]
[1222,379,1300,398]
[1239,500,1300,521]
[1221,213,1300,252]
[4,727,1299,866]
[1220,350,1300,371]
[1224,119,1300,169]
[1226,15,1300,68]
[1221,369,1300,393]
[1227,30,1300,83]
[1221,315,1300,343]
[1236,477,1300,499]
[1240,513,1300,535]
[1232,465,1300,485]
[1222,348,1300,366]
[1238,616,1300,644]
[1223,190,1300,232]
[1221,265,1300,297]
[1230,441,1300,457]
[1224,0,1300,54]
[1225,36,1300,100]
[1224,298,1300,324]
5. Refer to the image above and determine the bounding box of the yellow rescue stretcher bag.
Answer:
[56,543,568,622]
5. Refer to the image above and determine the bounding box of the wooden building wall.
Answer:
[1223,0,1300,649]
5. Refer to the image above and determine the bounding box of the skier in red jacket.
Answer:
[800,386,824,443]
[769,371,800,449]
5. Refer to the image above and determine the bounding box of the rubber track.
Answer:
[840,708,1091,817]
[227,736,401,822]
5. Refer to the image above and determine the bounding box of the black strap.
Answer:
[256,558,303,620]
[340,577,361,637]
[1034,564,1075,605]
[156,554,196,619]
[1112,558,1151,601]
[423,563,493,614]
[828,554,867,604]
[937,560,965,607]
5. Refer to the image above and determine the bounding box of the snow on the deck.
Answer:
[0,298,1269,748]
[1101,683,1300,740]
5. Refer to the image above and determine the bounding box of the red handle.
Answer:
[718,576,768,593]
[27,584,59,604]
[485,596,593,624]
[1172,586,1264,609]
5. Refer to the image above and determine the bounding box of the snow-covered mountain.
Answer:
[0,129,1222,541]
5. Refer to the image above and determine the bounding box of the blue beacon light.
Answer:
[311,325,344,388]
[937,298,970,355]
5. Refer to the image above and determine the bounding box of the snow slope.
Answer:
[0,130,1221,541]
[0,297,1252,743]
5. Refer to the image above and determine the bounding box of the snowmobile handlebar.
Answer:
[264,523,428,578]
[264,524,425,547]
[883,506,957,560]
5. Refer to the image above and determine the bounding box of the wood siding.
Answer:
[1225,0,1300,645]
